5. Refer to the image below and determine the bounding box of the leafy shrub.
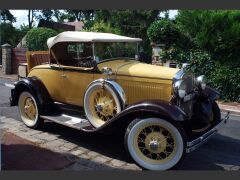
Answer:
[187,50,240,102]
[210,64,240,102]
[0,23,25,46]
[188,50,215,78]
[147,19,179,48]
[26,27,58,51]
[88,21,121,34]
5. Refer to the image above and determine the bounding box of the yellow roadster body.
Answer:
[28,59,179,106]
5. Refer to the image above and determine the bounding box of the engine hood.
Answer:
[97,59,180,80]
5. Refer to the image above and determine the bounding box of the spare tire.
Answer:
[84,79,125,128]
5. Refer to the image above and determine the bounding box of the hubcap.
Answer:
[24,98,37,120]
[19,92,38,127]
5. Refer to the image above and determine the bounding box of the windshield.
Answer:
[94,42,138,62]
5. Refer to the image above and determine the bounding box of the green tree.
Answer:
[64,10,95,29]
[95,10,161,56]
[175,10,240,102]
[88,20,120,34]
[176,10,240,64]
[53,10,66,22]
[0,23,19,45]
[37,10,54,21]
[147,18,195,63]
[26,27,58,51]
[0,10,16,23]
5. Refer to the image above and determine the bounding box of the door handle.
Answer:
[60,74,67,78]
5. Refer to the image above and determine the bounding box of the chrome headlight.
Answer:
[196,75,207,90]
[173,80,186,98]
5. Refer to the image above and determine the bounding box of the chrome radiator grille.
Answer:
[173,69,195,118]
[183,73,195,94]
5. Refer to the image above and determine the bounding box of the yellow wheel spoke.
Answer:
[136,124,176,163]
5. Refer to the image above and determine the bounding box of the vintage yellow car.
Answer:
[10,31,229,170]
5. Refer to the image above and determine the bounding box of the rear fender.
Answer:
[10,77,52,113]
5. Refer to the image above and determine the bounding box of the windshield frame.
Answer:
[92,42,140,63]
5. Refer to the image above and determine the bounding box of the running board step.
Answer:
[40,114,95,131]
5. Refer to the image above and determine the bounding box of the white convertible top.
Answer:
[47,31,142,48]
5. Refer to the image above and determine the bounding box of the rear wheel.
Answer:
[125,118,187,170]
[18,91,43,129]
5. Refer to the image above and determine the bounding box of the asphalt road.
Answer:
[0,81,240,170]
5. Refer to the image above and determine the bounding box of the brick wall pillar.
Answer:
[1,44,12,74]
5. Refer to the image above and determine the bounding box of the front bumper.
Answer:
[186,112,229,153]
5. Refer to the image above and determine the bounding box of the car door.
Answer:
[61,67,94,106]
[58,42,95,106]
[28,64,66,103]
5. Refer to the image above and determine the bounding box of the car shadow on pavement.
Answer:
[41,121,240,170]
[1,131,120,171]
[42,121,129,162]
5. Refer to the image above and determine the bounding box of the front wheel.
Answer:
[18,91,43,129]
[125,118,187,170]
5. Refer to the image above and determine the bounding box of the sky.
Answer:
[10,10,178,28]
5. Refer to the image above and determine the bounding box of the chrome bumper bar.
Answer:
[186,112,230,153]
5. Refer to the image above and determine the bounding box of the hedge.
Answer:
[26,27,58,51]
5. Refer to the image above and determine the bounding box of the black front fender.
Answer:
[10,77,52,110]
[202,86,220,102]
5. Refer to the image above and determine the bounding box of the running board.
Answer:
[40,114,95,131]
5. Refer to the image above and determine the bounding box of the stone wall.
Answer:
[1,44,12,74]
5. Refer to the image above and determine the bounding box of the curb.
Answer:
[0,81,15,88]
[218,104,240,116]
[0,75,18,81]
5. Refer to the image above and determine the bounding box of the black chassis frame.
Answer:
[10,76,224,139]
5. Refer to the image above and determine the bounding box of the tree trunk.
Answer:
[28,10,34,29]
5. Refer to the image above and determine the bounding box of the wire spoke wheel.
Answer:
[125,118,186,170]
[84,81,123,128]
[90,88,118,123]
[135,125,176,163]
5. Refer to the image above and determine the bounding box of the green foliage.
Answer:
[64,10,95,29]
[188,50,215,78]
[147,19,179,47]
[95,10,161,56]
[210,64,240,102]
[147,18,195,63]
[1,10,16,23]
[26,27,58,51]
[87,21,121,34]
[176,10,240,64]
[173,10,240,102]
[0,23,24,46]
[187,50,240,102]
[37,10,54,21]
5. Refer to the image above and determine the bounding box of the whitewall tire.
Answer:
[18,91,42,129]
[125,118,186,170]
